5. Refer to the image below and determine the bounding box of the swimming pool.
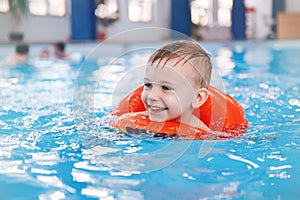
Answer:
[0,39,300,200]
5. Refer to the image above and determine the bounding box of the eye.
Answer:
[161,85,172,91]
[144,83,152,88]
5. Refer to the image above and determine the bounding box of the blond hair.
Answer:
[147,40,212,88]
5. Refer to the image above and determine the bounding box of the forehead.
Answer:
[145,58,197,85]
[152,57,198,76]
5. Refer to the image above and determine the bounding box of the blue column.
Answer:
[171,0,191,38]
[71,0,97,41]
[272,0,286,34]
[231,0,246,40]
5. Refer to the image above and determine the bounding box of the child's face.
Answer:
[141,59,201,124]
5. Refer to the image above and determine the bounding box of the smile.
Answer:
[148,105,168,111]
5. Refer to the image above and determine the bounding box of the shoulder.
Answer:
[189,115,210,131]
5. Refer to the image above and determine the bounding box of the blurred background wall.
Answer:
[0,0,299,43]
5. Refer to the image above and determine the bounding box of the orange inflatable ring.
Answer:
[110,86,248,139]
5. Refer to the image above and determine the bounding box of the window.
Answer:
[191,0,209,26]
[218,0,232,27]
[95,0,119,20]
[29,0,66,16]
[0,0,9,13]
[128,0,152,22]
[191,0,232,27]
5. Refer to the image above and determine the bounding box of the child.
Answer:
[140,40,212,130]
[53,41,70,59]
[111,40,248,138]
[4,43,29,65]
[40,49,50,59]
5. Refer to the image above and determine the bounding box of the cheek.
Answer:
[173,90,194,108]
[141,90,147,104]
[164,95,181,109]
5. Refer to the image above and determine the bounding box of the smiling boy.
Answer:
[141,40,212,130]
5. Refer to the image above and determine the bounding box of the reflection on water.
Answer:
[0,42,300,199]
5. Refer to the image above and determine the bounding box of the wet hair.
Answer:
[55,42,65,51]
[147,40,212,88]
[16,44,29,55]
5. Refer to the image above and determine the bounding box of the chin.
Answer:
[149,115,167,122]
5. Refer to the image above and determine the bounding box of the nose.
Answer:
[147,85,160,101]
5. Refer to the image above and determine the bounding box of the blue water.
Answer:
[0,41,300,200]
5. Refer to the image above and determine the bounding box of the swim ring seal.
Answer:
[110,86,248,139]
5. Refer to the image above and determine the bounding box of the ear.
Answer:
[192,88,209,108]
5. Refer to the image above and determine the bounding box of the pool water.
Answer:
[0,40,300,200]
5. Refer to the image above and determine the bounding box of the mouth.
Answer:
[148,105,168,111]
